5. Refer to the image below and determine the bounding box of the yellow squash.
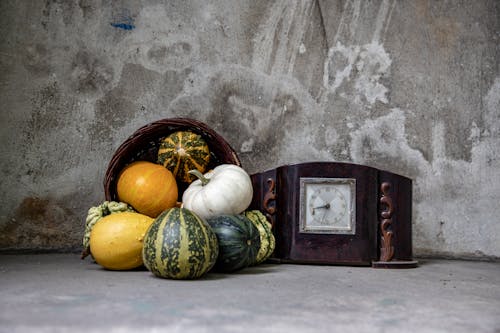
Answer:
[90,211,154,270]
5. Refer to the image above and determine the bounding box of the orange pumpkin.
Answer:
[117,161,178,217]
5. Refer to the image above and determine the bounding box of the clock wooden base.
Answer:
[249,162,418,269]
[372,260,419,269]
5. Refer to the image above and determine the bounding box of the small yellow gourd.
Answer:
[81,201,134,259]
[89,211,154,270]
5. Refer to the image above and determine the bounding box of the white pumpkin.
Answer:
[182,164,253,219]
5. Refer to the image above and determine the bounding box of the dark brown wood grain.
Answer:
[379,182,395,262]
[378,170,414,262]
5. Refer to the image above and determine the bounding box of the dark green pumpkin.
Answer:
[206,214,261,272]
[142,207,218,279]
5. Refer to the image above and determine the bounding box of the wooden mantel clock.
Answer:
[249,162,418,268]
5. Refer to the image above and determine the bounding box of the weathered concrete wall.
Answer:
[0,0,498,258]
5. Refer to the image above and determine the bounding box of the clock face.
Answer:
[300,177,356,234]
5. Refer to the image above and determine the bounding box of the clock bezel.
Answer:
[299,177,356,235]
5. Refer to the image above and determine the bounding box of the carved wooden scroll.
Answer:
[263,178,276,229]
[379,182,394,261]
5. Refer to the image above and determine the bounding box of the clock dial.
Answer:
[300,177,356,234]
[308,186,347,226]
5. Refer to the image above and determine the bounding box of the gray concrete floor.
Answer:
[0,254,499,333]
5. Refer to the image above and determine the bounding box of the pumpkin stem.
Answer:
[80,247,91,260]
[189,170,210,186]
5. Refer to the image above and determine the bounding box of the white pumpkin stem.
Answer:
[189,170,210,186]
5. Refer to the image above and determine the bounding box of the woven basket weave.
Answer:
[104,117,241,201]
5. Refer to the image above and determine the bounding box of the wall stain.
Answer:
[71,50,114,95]
[23,43,50,76]
[147,42,192,64]
[25,82,61,150]
[415,0,460,55]
[90,63,187,147]
[0,197,78,249]
[21,81,84,185]
[200,69,310,171]
[436,220,446,244]
[78,0,97,19]
[42,0,81,28]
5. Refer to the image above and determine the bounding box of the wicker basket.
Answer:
[104,118,241,201]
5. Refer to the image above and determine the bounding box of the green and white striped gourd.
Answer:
[157,131,210,183]
[244,210,275,264]
[142,207,218,279]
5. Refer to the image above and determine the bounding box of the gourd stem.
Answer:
[189,170,210,186]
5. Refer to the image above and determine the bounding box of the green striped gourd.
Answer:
[244,210,275,264]
[142,207,218,279]
[206,214,261,272]
[157,131,210,183]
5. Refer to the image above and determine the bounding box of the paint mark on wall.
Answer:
[349,108,427,174]
[371,0,397,43]
[110,8,135,30]
[322,0,396,105]
[323,42,359,96]
[323,41,391,105]
[252,0,315,75]
[111,22,135,30]
[484,77,500,137]
[330,0,362,46]
[354,41,391,104]
[250,0,327,99]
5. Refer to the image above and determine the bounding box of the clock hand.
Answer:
[313,203,330,210]
[321,206,330,224]
[312,203,330,215]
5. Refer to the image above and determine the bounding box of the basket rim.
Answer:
[103,117,241,201]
